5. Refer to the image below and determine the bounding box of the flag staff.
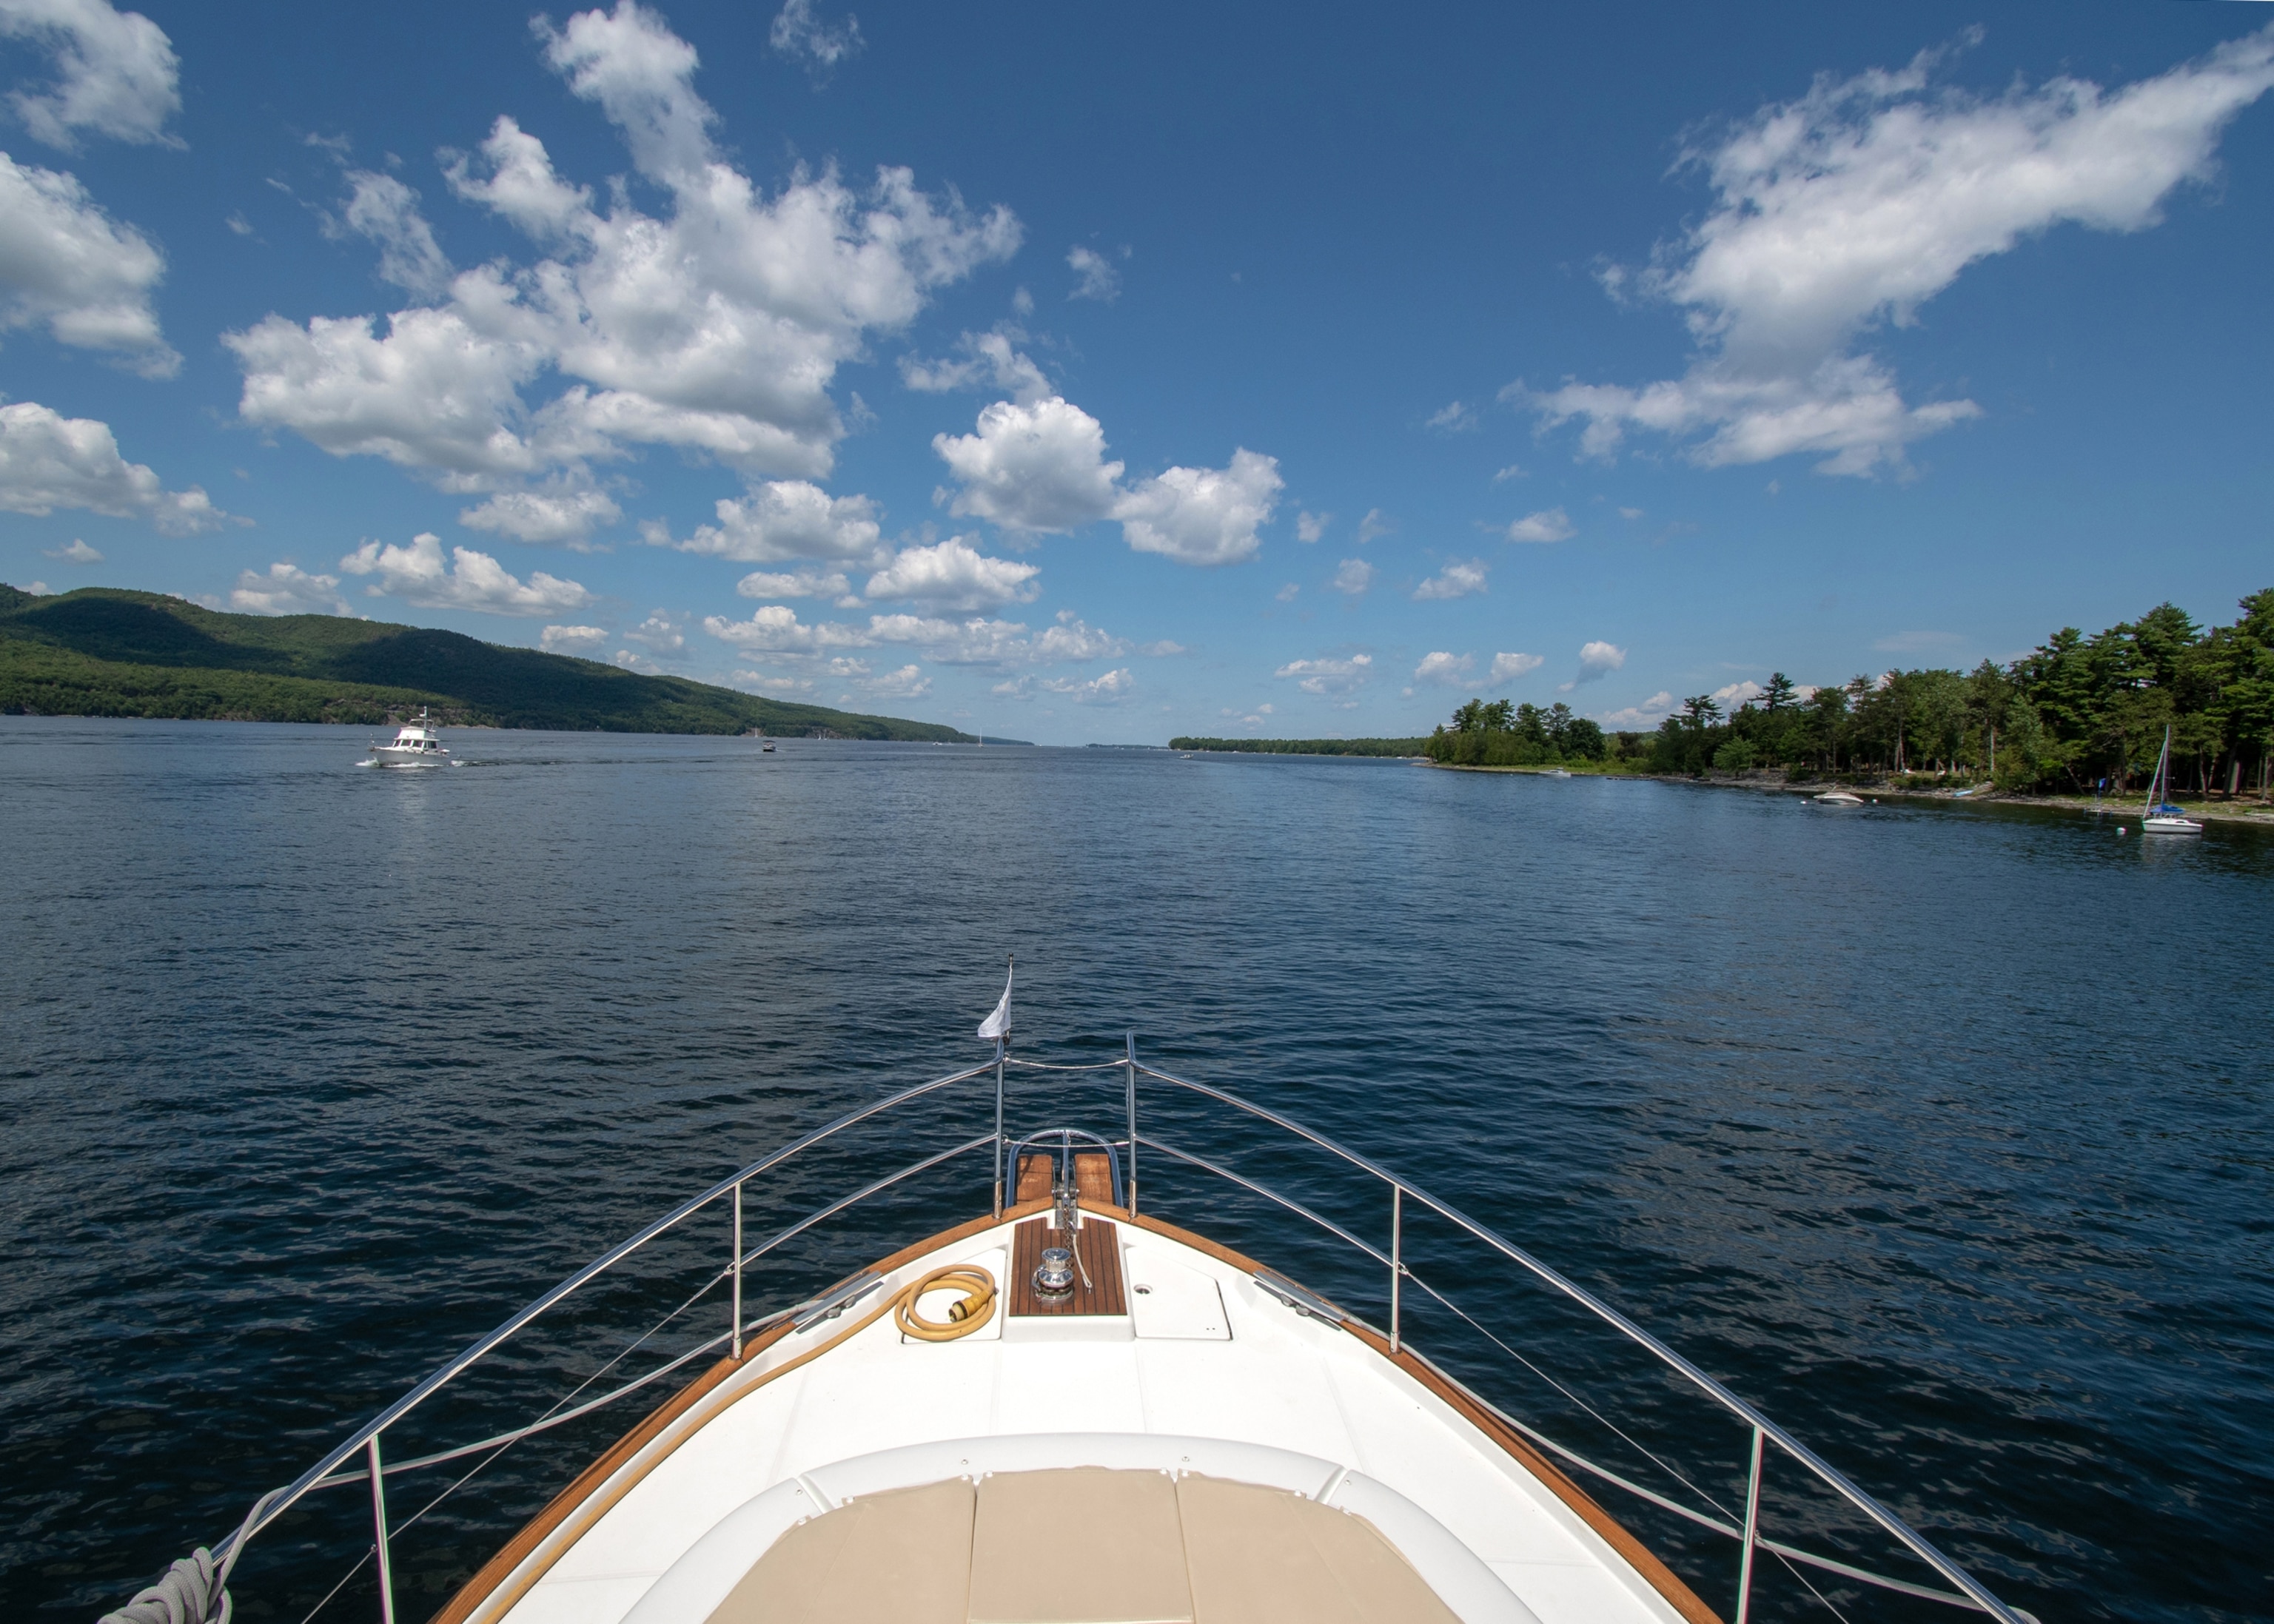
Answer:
[979,956,1013,1217]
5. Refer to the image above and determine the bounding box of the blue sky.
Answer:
[2,0,2270,742]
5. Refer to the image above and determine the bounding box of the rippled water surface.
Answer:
[4,718,2270,1624]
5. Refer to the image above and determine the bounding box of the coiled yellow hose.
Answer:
[891,1264,998,1341]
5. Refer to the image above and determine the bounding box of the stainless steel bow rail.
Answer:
[106,1041,2034,1624]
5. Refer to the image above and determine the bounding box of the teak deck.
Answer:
[1007,1215,1127,1317]
[1014,1148,1118,1207]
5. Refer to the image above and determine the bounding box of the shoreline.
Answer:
[1425,760,2274,825]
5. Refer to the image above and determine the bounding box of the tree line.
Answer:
[1168,736,1429,756]
[1427,590,2274,796]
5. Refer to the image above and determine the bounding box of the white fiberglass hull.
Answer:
[2142,815,2201,834]
[451,1209,1697,1624]
[369,748,449,767]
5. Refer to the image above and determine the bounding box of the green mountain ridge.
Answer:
[0,585,978,741]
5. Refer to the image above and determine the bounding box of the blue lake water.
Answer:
[2,717,2269,1623]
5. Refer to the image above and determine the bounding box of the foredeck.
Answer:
[439,1199,1709,1624]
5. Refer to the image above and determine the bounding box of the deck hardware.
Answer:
[791,1272,883,1332]
[366,1435,395,1624]
[1252,1270,1346,1324]
[1735,1425,1765,1624]
[1389,1185,1404,1355]
[993,1036,1007,1219]
[730,1182,744,1360]
[1124,1032,1140,1215]
[1034,1246,1076,1298]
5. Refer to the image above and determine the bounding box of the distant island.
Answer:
[0,585,973,742]
[1167,736,1427,757]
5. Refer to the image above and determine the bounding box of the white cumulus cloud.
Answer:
[230,562,349,617]
[668,480,882,563]
[1489,651,1544,682]
[1603,690,1677,727]
[768,0,862,72]
[623,610,684,651]
[1295,509,1328,543]
[736,565,850,600]
[899,328,1050,403]
[1520,27,2274,476]
[460,486,623,546]
[1413,558,1489,600]
[1328,557,1372,597]
[1034,609,1127,661]
[330,171,452,298]
[860,662,930,698]
[934,395,1123,531]
[1565,640,1627,690]
[704,602,872,653]
[43,536,98,561]
[0,0,180,148]
[863,534,1039,610]
[1412,651,1473,687]
[867,613,1034,665]
[339,531,594,617]
[1042,666,1133,704]
[933,390,1280,563]
[703,602,1127,670]
[1067,244,1121,302]
[1275,653,1372,697]
[1115,449,1281,566]
[541,623,609,653]
[0,400,225,529]
[230,3,1018,526]
[0,152,175,373]
[1503,507,1573,543]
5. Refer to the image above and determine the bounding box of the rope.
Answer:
[98,1548,230,1624]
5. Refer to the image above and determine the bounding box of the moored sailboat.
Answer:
[2141,725,2202,834]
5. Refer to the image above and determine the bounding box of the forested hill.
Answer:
[0,585,973,741]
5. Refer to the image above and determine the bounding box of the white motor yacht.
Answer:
[1811,791,1863,806]
[366,708,451,768]
[102,981,2035,1624]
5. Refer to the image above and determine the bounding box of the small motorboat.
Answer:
[1814,790,1864,805]
[2140,725,2201,834]
[762,739,777,753]
[1546,768,1572,779]
[365,708,449,767]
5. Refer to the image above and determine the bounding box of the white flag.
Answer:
[976,960,1013,1041]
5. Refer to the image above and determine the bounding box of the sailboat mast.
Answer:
[2145,724,2171,816]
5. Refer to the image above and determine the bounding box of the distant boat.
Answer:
[1546,768,1572,779]
[1813,790,1864,806]
[365,708,449,767]
[2141,725,2202,834]
[762,739,777,753]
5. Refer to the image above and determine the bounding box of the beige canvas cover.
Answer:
[703,1468,1463,1624]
